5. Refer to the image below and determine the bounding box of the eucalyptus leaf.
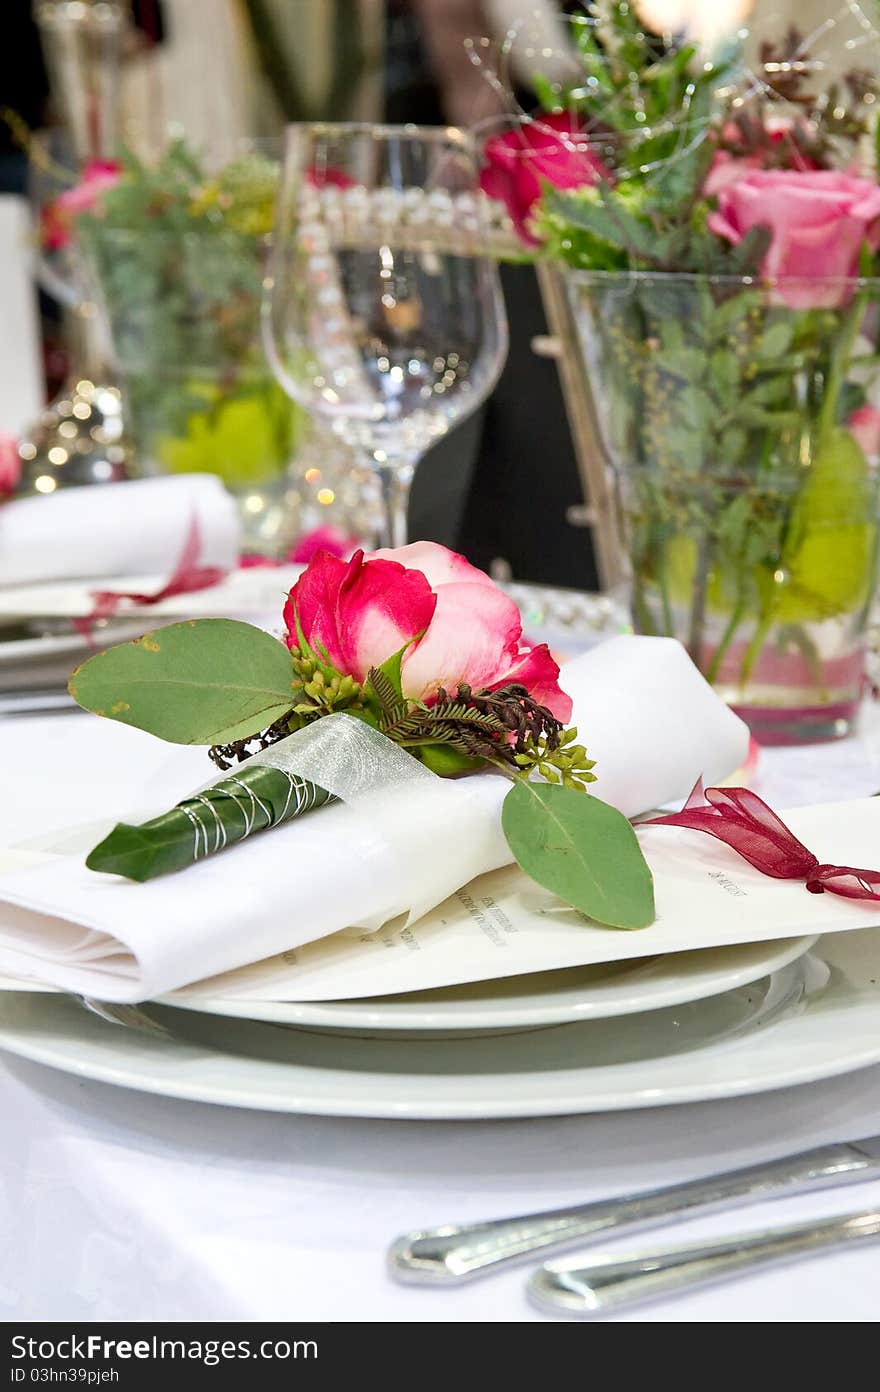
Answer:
[501,783,655,930]
[738,405,803,430]
[758,320,795,359]
[678,385,715,432]
[663,347,707,383]
[743,376,794,408]
[710,349,740,400]
[69,618,298,745]
[710,290,761,335]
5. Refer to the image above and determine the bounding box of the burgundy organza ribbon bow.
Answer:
[73,518,226,642]
[645,781,880,902]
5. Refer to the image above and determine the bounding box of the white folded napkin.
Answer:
[0,635,749,1001]
[0,474,240,587]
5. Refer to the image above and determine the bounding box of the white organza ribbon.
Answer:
[245,712,511,928]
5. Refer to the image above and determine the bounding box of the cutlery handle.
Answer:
[388,1144,874,1284]
[528,1209,880,1318]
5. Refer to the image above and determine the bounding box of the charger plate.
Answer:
[164,935,816,1033]
[0,931,878,1118]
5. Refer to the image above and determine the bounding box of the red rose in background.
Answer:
[480,113,612,246]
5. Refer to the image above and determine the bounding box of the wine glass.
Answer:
[262,123,508,548]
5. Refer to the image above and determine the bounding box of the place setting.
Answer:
[6,0,880,1335]
[2,556,880,1128]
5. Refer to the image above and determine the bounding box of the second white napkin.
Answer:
[0,474,240,587]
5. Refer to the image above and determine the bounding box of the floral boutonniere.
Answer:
[69,543,654,929]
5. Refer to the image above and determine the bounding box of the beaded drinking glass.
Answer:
[263,123,508,548]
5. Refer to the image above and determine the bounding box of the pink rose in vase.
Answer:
[41,160,123,251]
[283,540,572,720]
[708,168,880,309]
[480,112,612,247]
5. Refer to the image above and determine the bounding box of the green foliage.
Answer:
[513,725,597,791]
[362,670,598,789]
[776,427,876,622]
[68,619,299,745]
[502,782,655,930]
[530,3,745,274]
[581,265,880,685]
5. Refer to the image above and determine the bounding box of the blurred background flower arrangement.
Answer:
[46,139,303,507]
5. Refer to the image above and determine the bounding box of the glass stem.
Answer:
[374,455,416,549]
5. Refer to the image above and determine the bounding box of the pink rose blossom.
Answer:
[708,168,880,309]
[283,540,571,721]
[480,113,612,247]
[0,433,20,497]
[849,404,880,458]
[41,160,122,251]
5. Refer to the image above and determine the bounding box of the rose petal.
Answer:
[369,541,495,590]
[709,169,880,309]
[706,208,743,244]
[491,643,573,723]
[283,550,352,666]
[480,112,611,247]
[284,549,436,680]
[401,582,523,699]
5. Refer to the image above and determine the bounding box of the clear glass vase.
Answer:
[82,225,305,554]
[567,271,880,744]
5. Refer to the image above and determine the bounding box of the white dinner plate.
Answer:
[0,931,878,1118]
[163,935,817,1033]
[0,624,145,666]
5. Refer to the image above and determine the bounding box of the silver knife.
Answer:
[388,1135,880,1284]
[528,1207,880,1318]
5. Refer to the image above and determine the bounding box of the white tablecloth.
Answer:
[4,704,880,1322]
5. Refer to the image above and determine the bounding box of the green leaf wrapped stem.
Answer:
[86,763,335,882]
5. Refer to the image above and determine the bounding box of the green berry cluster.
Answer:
[290,657,362,717]
[513,726,597,791]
